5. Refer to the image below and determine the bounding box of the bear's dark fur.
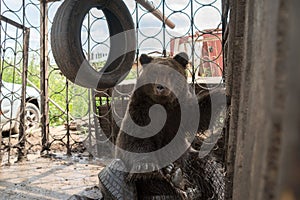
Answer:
[115,53,192,198]
[114,52,225,199]
[115,53,192,158]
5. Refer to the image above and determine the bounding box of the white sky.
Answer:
[86,0,222,55]
[1,0,222,60]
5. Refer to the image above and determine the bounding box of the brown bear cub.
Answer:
[115,52,195,199]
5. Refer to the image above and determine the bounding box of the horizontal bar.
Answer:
[0,15,29,30]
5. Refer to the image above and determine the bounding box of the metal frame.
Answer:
[0,14,30,162]
[0,0,225,163]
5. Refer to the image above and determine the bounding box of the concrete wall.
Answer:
[225,0,300,199]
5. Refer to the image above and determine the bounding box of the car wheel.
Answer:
[51,0,136,89]
[13,103,41,134]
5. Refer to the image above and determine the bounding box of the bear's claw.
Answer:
[132,162,158,173]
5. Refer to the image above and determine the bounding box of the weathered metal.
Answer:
[0,14,30,161]
[0,0,224,168]
[136,0,175,29]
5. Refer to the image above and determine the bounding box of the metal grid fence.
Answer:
[0,0,224,163]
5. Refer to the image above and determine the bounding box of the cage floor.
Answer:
[0,153,104,200]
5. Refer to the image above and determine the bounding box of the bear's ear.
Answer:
[174,52,189,69]
[140,54,153,66]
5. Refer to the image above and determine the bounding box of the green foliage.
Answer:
[47,69,90,126]
[125,68,137,80]
[68,85,90,118]
[1,57,137,127]
[1,61,22,84]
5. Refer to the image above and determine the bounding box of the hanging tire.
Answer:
[51,0,136,89]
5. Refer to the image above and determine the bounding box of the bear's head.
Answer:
[134,52,190,105]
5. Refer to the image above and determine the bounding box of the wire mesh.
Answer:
[0,0,225,164]
[0,9,30,163]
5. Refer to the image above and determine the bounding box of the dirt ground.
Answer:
[0,126,106,200]
[0,153,104,200]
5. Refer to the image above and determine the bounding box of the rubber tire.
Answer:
[51,0,136,89]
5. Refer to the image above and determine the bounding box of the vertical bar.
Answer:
[0,3,3,165]
[221,0,229,172]
[66,80,71,155]
[0,20,7,164]
[87,12,91,62]
[1,22,9,164]
[87,13,93,154]
[92,90,101,157]
[222,0,229,82]
[107,90,113,143]
[224,0,246,198]
[40,0,49,152]
[8,25,20,163]
[18,0,29,160]
[87,89,92,152]
[18,27,30,161]
[191,0,195,84]
[135,2,140,76]
[162,0,166,57]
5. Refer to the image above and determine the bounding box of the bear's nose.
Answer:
[156,84,165,93]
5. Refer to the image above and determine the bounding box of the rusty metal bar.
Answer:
[18,27,30,161]
[66,80,71,155]
[0,15,26,30]
[0,13,30,163]
[162,0,166,57]
[40,0,50,152]
[135,0,175,29]
[17,0,28,161]
[191,0,195,84]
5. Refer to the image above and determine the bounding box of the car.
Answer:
[0,80,41,134]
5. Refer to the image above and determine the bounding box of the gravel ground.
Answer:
[0,124,106,200]
[0,153,104,200]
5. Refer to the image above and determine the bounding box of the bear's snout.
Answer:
[156,84,165,92]
[155,84,170,96]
